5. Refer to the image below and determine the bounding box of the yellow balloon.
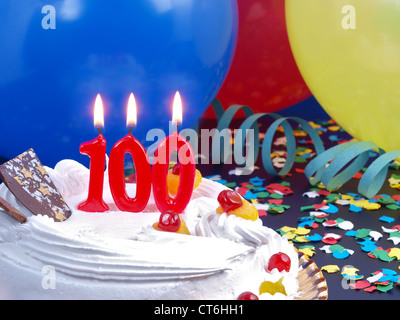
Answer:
[285,0,400,152]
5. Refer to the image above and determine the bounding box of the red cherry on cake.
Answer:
[172,163,181,175]
[237,291,259,300]
[158,210,181,232]
[217,190,243,212]
[266,252,291,272]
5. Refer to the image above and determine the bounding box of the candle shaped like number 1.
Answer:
[78,94,109,212]
[152,92,195,213]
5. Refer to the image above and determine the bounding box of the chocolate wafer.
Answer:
[0,149,72,222]
[0,196,27,223]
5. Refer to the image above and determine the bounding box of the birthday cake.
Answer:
[0,150,300,300]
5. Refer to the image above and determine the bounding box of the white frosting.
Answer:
[0,160,299,300]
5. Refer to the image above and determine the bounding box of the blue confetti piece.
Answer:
[342,274,364,280]
[333,249,350,259]
[347,193,363,200]
[248,177,265,187]
[349,204,362,213]
[379,269,398,276]
[328,135,342,142]
[357,239,378,252]
[346,230,358,237]
[300,153,312,160]
[243,191,258,200]
[379,215,395,223]
[305,233,323,242]
[369,150,378,158]
[298,220,315,228]
[321,203,338,214]
[360,243,378,252]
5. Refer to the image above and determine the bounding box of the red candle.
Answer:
[152,92,195,213]
[108,94,152,212]
[78,94,109,212]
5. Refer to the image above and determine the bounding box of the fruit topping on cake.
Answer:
[166,163,202,196]
[152,210,190,235]
[216,190,258,221]
[266,252,291,272]
[237,291,259,300]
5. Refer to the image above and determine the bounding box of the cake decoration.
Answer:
[108,93,152,213]
[167,162,202,196]
[237,291,259,300]
[0,196,27,223]
[0,149,72,222]
[153,210,190,235]
[267,252,292,272]
[77,94,109,213]
[216,190,259,221]
[152,92,197,214]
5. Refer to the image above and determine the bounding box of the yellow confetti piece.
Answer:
[327,125,341,131]
[294,235,310,243]
[282,232,296,240]
[364,202,381,210]
[388,248,400,260]
[295,227,311,236]
[259,277,287,296]
[298,247,315,258]
[349,199,370,207]
[280,226,297,233]
[308,121,320,128]
[341,267,359,276]
[321,265,340,274]
[341,194,354,200]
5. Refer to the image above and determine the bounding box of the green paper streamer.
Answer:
[208,98,400,198]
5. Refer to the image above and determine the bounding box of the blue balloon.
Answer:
[0,0,238,167]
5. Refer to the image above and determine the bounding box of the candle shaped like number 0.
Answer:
[152,92,195,213]
[108,94,152,212]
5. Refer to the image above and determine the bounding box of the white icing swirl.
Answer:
[194,211,270,247]
[46,159,90,197]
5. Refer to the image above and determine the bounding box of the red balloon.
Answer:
[202,0,311,118]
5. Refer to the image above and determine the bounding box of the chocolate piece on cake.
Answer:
[0,196,27,223]
[0,149,71,222]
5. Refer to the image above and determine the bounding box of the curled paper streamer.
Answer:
[305,141,400,199]
[209,99,400,198]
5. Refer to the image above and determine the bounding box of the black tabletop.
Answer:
[197,116,400,300]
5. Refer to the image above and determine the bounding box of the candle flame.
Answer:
[127,93,137,127]
[93,94,105,128]
[172,91,182,124]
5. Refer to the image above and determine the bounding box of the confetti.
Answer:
[321,265,340,274]
[349,280,371,290]
[298,245,316,258]
[341,267,360,276]
[333,249,351,259]
[388,248,400,260]
[379,215,395,223]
